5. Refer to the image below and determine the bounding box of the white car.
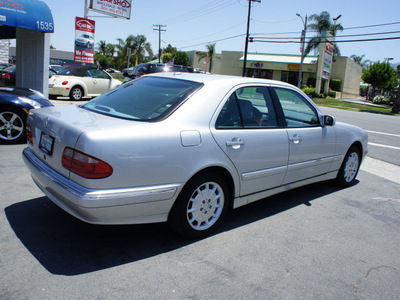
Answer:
[75,33,94,49]
[24,73,368,238]
[49,66,121,100]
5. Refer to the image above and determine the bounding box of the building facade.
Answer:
[188,50,362,98]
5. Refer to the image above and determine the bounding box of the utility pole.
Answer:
[296,13,307,88]
[153,25,166,63]
[84,0,89,18]
[242,0,260,77]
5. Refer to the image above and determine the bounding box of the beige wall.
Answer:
[331,56,362,98]
[187,50,361,98]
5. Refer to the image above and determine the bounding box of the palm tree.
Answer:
[350,54,371,68]
[304,11,343,57]
[197,43,220,73]
[116,35,153,67]
[97,40,107,56]
[134,35,153,65]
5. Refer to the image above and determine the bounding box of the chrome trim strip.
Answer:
[242,165,287,181]
[23,147,180,203]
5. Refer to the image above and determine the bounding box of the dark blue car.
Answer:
[0,87,53,144]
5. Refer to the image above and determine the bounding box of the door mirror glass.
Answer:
[323,115,335,126]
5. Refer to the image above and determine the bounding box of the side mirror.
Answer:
[123,71,129,77]
[322,115,335,126]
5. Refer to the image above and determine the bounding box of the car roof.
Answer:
[146,72,295,88]
[57,65,97,76]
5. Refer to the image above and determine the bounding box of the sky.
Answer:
[39,0,400,65]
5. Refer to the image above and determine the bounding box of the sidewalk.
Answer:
[340,97,388,108]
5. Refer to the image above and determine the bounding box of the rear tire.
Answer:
[335,146,361,187]
[0,107,27,144]
[69,86,83,101]
[169,173,230,238]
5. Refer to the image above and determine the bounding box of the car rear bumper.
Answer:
[22,147,180,225]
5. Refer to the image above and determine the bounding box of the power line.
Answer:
[250,36,400,44]
[252,30,400,40]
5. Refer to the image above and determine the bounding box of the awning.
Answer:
[0,0,54,39]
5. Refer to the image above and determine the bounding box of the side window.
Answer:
[274,87,319,128]
[216,86,278,129]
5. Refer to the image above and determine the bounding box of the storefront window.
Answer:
[247,68,273,79]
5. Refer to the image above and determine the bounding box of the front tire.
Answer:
[169,173,230,238]
[0,107,27,144]
[69,86,83,101]
[335,146,361,187]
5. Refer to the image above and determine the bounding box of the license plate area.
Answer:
[39,132,55,155]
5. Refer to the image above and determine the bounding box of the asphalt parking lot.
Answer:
[0,107,399,299]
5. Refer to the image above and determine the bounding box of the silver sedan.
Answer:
[23,73,368,238]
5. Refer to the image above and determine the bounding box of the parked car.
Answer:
[122,63,188,83]
[50,65,63,73]
[1,66,58,87]
[0,87,53,144]
[187,67,205,73]
[49,65,121,101]
[0,63,13,71]
[75,33,94,49]
[23,73,368,238]
[1,65,16,86]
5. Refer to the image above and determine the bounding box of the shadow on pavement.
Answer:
[5,181,344,276]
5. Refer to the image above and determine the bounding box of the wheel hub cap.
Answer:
[186,182,225,231]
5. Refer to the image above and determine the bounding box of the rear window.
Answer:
[82,76,202,121]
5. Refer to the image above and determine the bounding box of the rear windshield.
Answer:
[82,76,202,121]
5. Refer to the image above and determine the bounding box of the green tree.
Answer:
[197,43,220,72]
[163,44,177,55]
[362,61,398,99]
[97,40,108,56]
[134,35,153,64]
[174,51,189,66]
[350,54,371,68]
[162,52,173,63]
[305,11,343,56]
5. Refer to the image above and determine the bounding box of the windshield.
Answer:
[82,76,203,121]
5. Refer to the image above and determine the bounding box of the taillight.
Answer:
[62,147,113,179]
[62,81,68,85]
[2,73,10,79]
[26,124,33,145]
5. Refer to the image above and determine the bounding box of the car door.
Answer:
[89,69,113,95]
[270,87,336,184]
[211,85,289,196]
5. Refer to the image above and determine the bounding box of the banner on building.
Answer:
[74,17,95,64]
[89,0,132,20]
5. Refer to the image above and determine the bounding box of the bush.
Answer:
[329,79,342,92]
[307,77,316,87]
[373,95,386,104]
[327,90,336,98]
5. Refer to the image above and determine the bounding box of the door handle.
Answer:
[289,134,301,144]
[226,138,245,148]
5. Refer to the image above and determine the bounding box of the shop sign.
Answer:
[326,43,334,54]
[89,0,132,19]
[74,17,95,64]
[251,62,263,68]
[322,52,332,79]
[287,64,300,71]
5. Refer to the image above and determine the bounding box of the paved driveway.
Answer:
[0,107,399,299]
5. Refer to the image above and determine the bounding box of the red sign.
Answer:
[74,17,95,64]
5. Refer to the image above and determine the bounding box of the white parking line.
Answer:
[361,157,400,184]
[368,142,400,151]
[366,130,400,138]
